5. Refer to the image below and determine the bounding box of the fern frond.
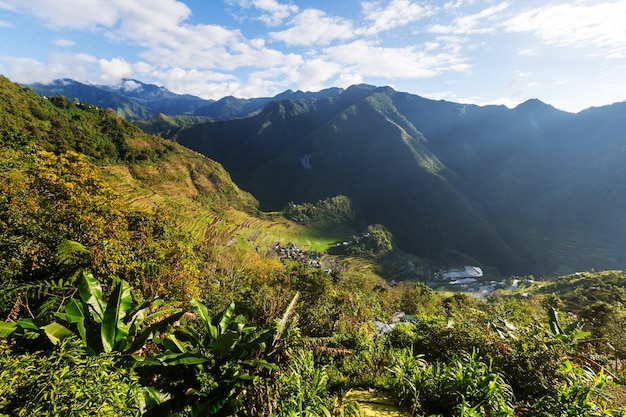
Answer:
[55,240,89,276]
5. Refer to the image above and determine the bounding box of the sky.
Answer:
[1,0,626,113]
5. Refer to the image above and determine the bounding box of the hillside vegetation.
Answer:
[3,75,626,416]
[165,85,626,276]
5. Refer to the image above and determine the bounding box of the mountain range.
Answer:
[26,78,343,122]
[24,79,626,275]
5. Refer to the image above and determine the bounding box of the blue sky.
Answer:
[1,0,625,112]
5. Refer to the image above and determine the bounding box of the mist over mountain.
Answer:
[26,79,345,123]
[163,85,626,276]
[26,78,211,120]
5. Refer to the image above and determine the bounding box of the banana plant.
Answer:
[0,317,73,345]
[548,307,591,343]
[1,272,183,354]
[133,299,280,417]
[54,271,184,355]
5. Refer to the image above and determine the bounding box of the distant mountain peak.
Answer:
[513,98,560,113]
[116,78,147,92]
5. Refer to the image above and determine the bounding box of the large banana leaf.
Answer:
[125,310,184,354]
[15,317,40,331]
[0,318,43,339]
[101,279,132,352]
[189,298,216,341]
[56,298,88,342]
[212,330,241,356]
[131,351,208,367]
[124,298,159,336]
[78,272,106,323]
[41,322,74,345]
[137,386,171,415]
[213,302,235,337]
[0,319,73,345]
[0,321,17,337]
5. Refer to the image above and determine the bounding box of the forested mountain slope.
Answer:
[5,75,626,417]
[165,85,626,275]
[0,75,283,304]
[26,78,212,120]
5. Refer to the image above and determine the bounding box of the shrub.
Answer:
[0,338,141,416]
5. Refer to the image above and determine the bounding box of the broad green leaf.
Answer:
[212,330,240,356]
[564,319,584,335]
[0,321,18,337]
[190,299,218,342]
[126,310,184,353]
[78,272,105,323]
[190,396,228,417]
[571,329,592,340]
[161,332,188,354]
[240,359,278,372]
[548,307,563,335]
[15,318,40,331]
[155,351,207,366]
[126,299,165,332]
[137,386,171,414]
[57,298,88,342]
[130,352,207,367]
[101,279,132,352]
[41,322,74,345]
[141,307,182,329]
[213,302,235,335]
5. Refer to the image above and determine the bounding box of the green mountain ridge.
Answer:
[6,75,626,417]
[164,85,626,275]
[26,78,348,124]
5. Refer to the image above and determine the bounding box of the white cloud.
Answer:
[0,1,16,10]
[504,1,626,55]
[430,1,509,34]
[0,0,191,30]
[361,0,433,35]
[443,0,478,11]
[230,0,299,26]
[335,72,365,88]
[518,48,538,56]
[0,53,97,83]
[1,0,119,29]
[98,57,134,84]
[150,68,243,98]
[295,58,342,91]
[270,9,355,46]
[258,0,298,23]
[323,40,470,79]
[0,0,284,74]
[1,0,305,89]
[53,39,76,47]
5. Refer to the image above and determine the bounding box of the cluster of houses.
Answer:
[436,266,484,281]
[271,242,326,268]
[375,311,417,334]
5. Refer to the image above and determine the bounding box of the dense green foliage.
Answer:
[0,77,179,163]
[165,84,626,276]
[0,338,142,416]
[345,224,394,255]
[135,113,212,134]
[284,195,359,226]
[2,75,626,416]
